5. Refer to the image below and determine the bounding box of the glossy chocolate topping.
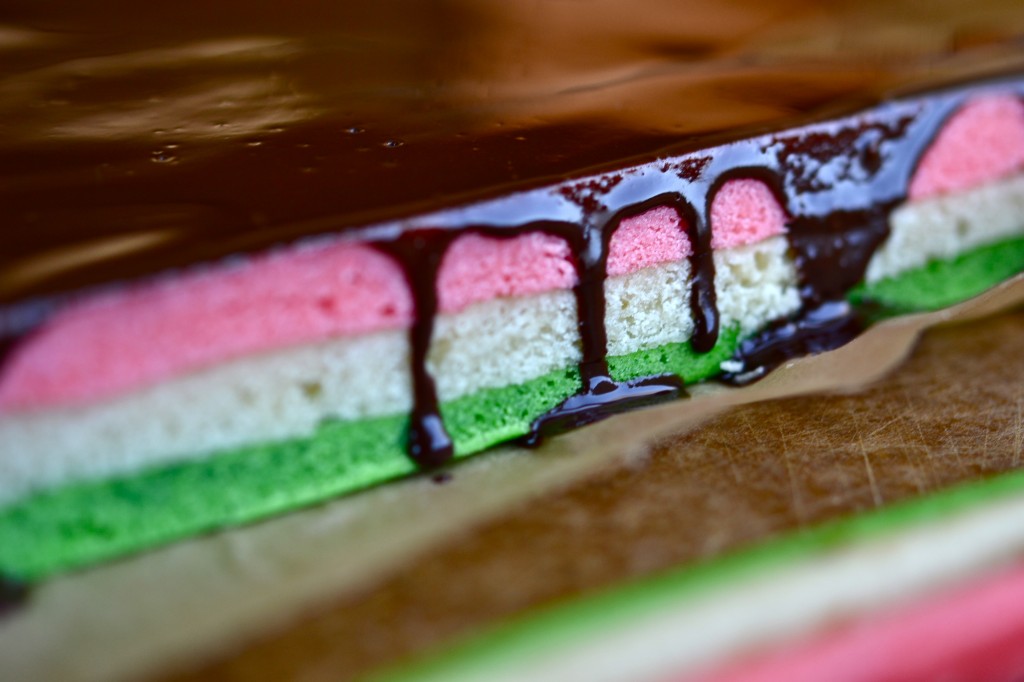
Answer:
[378,232,456,468]
[3,1,1024,465]
[383,81,1014,463]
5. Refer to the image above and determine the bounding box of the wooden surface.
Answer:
[165,309,1024,682]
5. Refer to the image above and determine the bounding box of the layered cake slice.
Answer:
[1,1,1024,583]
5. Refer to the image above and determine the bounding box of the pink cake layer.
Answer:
[909,95,1024,200]
[691,562,1024,682]
[1,95,1023,414]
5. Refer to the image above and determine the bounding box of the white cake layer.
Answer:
[0,238,800,506]
[866,173,1024,283]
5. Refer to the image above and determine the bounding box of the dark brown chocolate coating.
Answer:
[382,87,1012,462]
[377,232,457,467]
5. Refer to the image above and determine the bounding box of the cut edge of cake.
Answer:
[0,90,1023,580]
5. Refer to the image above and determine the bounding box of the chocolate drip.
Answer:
[789,205,897,303]
[686,215,720,354]
[308,84,1017,465]
[723,94,970,379]
[721,301,867,385]
[0,576,29,617]
[375,232,457,468]
[521,202,697,446]
[521,376,687,447]
[0,338,20,375]
[717,203,895,384]
[0,299,56,374]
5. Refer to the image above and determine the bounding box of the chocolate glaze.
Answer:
[376,233,457,468]
[721,301,867,385]
[2,2,1024,465]
[521,199,700,446]
[378,87,1012,464]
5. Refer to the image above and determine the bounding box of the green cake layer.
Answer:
[850,235,1024,314]
[0,235,1020,580]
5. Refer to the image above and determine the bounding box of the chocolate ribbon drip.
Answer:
[0,338,19,377]
[522,206,692,447]
[723,93,970,382]
[0,298,58,378]
[375,232,457,469]
[379,86,999,464]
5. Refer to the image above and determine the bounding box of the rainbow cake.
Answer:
[1,0,1024,592]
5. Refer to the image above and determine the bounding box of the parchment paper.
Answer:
[1,275,1022,682]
